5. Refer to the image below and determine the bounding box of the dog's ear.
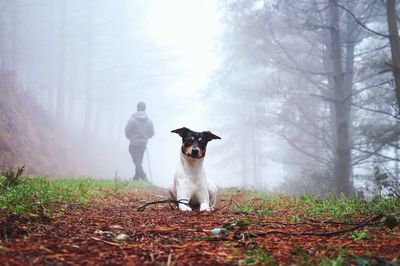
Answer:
[203,131,221,141]
[171,127,191,138]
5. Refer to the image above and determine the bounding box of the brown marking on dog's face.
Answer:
[172,127,221,159]
[181,144,193,157]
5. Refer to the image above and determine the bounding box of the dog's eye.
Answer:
[198,137,202,141]
[191,136,195,140]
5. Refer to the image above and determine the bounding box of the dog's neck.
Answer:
[180,152,204,176]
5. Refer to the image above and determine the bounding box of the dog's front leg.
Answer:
[198,190,211,212]
[176,190,192,211]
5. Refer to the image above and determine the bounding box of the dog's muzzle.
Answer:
[182,146,204,158]
[191,148,199,157]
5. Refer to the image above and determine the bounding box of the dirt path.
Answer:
[0,189,399,265]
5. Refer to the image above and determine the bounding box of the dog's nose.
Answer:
[191,149,199,156]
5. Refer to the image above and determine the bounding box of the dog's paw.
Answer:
[199,203,211,212]
[179,204,192,211]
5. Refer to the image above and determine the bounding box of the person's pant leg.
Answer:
[136,145,146,179]
[129,144,147,180]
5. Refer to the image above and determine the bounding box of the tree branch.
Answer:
[279,133,332,166]
[351,103,400,120]
[353,146,400,164]
[331,0,389,38]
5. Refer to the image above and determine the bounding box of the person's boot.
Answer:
[140,172,148,182]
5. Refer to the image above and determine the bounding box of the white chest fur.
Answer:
[171,153,217,211]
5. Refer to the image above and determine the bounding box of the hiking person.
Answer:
[125,101,154,181]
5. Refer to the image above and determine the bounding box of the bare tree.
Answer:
[83,0,93,138]
[0,0,6,69]
[10,0,17,70]
[216,0,392,195]
[329,0,354,195]
[386,0,400,113]
[0,1,17,70]
[56,0,67,126]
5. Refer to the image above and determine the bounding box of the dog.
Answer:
[170,127,221,211]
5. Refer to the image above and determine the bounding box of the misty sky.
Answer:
[115,0,281,188]
[110,0,227,187]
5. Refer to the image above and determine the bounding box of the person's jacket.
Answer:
[125,111,154,146]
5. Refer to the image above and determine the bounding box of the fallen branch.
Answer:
[308,217,381,227]
[137,199,192,212]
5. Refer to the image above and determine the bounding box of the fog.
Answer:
[1,0,399,196]
[0,0,239,188]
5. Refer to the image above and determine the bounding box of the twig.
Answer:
[90,237,121,246]
[137,199,192,212]
[195,237,229,242]
[308,217,381,226]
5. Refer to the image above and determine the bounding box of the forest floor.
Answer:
[0,181,399,265]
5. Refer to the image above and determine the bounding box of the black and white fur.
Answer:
[170,127,221,211]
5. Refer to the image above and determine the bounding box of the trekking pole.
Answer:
[145,148,153,183]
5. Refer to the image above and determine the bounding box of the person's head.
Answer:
[137,101,146,111]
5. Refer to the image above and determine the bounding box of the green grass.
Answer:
[318,249,399,266]
[295,194,400,219]
[0,176,150,215]
[224,188,400,220]
[238,248,276,266]
[319,249,347,266]
[348,230,370,241]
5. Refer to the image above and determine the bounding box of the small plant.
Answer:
[234,201,255,214]
[319,249,347,266]
[238,248,276,266]
[236,219,249,230]
[373,166,400,198]
[234,199,273,217]
[0,166,25,188]
[349,230,370,241]
[257,208,272,217]
[291,247,311,265]
[383,214,398,229]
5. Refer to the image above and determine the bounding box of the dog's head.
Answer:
[171,127,221,159]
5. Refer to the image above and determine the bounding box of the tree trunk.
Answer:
[0,1,16,70]
[0,7,5,69]
[56,0,67,126]
[83,1,93,138]
[342,0,357,194]
[10,0,16,70]
[47,0,56,117]
[329,0,352,196]
[250,123,257,187]
[386,0,400,113]
[241,116,248,187]
[92,105,102,140]
[395,144,399,180]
